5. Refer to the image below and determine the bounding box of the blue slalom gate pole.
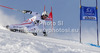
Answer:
[96,0,99,46]
[80,0,82,43]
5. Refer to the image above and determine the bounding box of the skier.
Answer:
[21,10,49,36]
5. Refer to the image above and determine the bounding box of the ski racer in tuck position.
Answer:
[6,10,49,36]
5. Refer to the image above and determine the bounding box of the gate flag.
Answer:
[80,6,97,21]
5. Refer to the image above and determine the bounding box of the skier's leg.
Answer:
[32,26,38,36]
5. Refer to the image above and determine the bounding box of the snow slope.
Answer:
[0,26,100,53]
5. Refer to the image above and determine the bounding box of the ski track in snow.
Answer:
[0,26,100,53]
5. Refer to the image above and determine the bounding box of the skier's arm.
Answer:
[22,10,32,14]
[43,22,46,32]
[22,10,40,16]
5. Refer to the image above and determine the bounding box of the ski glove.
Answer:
[22,10,32,14]
[34,20,40,24]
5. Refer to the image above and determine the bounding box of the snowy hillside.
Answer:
[0,26,100,53]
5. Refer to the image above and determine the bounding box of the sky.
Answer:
[0,0,100,43]
[0,0,100,27]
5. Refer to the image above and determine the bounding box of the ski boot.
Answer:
[43,32,47,36]
[32,33,37,36]
[6,25,9,29]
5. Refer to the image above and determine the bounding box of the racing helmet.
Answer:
[42,11,49,17]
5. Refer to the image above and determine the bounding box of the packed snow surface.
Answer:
[0,26,100,53]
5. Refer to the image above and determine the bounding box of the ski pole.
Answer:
[0,5,21,12]
[0,5,26,21]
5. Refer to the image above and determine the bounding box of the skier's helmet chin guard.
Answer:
[42,11,49,17]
